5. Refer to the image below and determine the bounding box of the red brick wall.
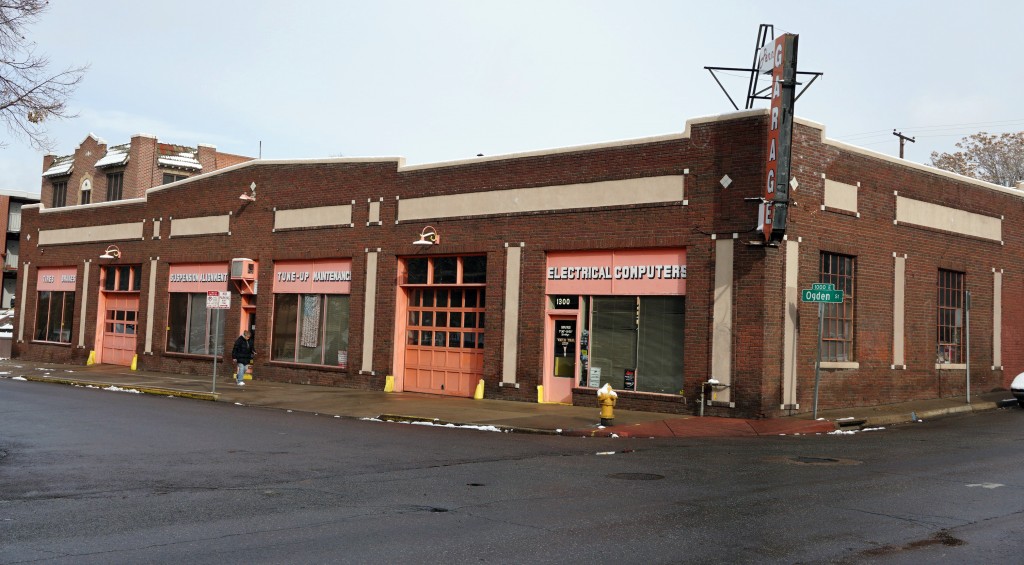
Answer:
[786,120,1017,412]
[15,114,1023,417]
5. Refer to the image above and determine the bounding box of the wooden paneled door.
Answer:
[100,294,139,366]
[403,286,485,397]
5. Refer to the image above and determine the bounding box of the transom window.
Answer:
[102,265,142,292]
[937,269,965,364]
[819,252,856,362]
[403,255,486,285]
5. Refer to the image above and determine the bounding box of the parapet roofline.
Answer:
[143,111,1024,200]
[37,109,1024,209]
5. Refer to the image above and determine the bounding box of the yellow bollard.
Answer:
[597,383,617,426]
[537,385,544,403]
[473,378,484,400]
[130,354,138,371]
[384,375,395,393]
[86,350,95,366]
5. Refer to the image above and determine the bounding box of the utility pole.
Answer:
[893,129,916,159]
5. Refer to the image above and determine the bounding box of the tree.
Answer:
[0,0,88,151]
[930,131,1024,188]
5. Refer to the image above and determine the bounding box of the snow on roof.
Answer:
[157,151,202,171]
[42,155,74,177]
[94,144,130,168]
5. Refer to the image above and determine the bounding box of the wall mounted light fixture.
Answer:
[413,225,440,246]
[239,181,257,201]
[99,245,121,259]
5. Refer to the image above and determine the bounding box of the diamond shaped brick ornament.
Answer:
[720,175,732,189]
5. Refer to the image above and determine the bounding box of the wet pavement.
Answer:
[0,358,1016,438]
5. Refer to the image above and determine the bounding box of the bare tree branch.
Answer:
[0,0,88,151]
[930,131,1024,188]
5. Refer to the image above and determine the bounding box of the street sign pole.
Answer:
[965,291,971,404]
[207,290,231,394]
[212,309,219,394]
[813,302,823,419]
[801,283,843,420]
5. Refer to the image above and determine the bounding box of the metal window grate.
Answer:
[936,269,965,364]
[819,252,855,362]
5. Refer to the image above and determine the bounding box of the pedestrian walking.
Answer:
[231,330,255,386]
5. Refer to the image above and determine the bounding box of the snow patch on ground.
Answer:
[11,376,26,381]
[361,417,506,432]
[102,385,142,394]
[828,426,886,435]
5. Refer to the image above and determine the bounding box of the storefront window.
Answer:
[34,291,75,343]
[583,295,684,394]
[272,293,350,366]
[166,293,225,355]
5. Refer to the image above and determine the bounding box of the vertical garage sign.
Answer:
[760,33,798,242]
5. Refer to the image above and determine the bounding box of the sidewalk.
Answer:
[1,359,1016,438]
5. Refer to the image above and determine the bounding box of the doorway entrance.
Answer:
[397,255,487,397]
[543,314,578,403]
[95,265,141,366]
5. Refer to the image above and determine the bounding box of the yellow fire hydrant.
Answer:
[597,383,617,426]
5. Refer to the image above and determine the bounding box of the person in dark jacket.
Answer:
[231,330,254,386]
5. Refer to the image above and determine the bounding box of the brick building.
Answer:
[13,110,1024,418]
[40,133,253,208]
[0,189,39,309]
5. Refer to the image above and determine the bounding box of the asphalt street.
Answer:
[1,378,1022,564]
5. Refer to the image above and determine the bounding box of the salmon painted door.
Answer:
[544,315,577,403]
[101,294,139,366]
[403,287,485,397]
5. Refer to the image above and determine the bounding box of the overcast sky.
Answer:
[2,0,1022,195]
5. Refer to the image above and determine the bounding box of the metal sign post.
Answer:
[212,309,219,393]
[965,291,971,404]
[814,302,823,419]
[207,291,232,393]
[801,283,844,419]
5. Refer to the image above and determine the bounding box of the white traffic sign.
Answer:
[206,290,231,309]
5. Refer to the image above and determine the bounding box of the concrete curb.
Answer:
[17,375,219,402]
[860,400,1008,427]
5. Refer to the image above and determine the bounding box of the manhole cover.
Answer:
[607,472,665,481]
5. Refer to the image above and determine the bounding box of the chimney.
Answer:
[127,133,157,197]
[197,143,217,172]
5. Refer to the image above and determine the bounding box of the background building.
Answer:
[13,110,1024,418]
[40,133,253,208]
[0,189,40,309]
